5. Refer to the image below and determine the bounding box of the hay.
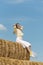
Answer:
[0,39,43,65]
[0,39,30,60]
[0,57,43,65]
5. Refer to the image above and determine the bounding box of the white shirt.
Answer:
[16,29,23,39]
[16,29,31,48]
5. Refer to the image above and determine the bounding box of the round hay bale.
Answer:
[0,39,30,60]
[0,57,43,65]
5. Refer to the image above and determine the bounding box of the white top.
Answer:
[16,29,31,48]
[16,29,23,39]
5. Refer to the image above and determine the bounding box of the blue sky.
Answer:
[0,0,43,62]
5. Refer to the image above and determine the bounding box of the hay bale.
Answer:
[0,57,43,65]
[0,39,30,60]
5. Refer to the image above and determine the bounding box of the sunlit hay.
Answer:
[0,57,43,65]
[0,39,30,60]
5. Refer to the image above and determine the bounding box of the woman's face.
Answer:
[16,23,23,30]
[13,23,23,30]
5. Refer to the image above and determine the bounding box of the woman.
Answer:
[13,23,36,57]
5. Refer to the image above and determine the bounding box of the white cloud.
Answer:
[1,0,24,4]
[0,24,7,30]
[5,0,24,4]
[2,0,32,4]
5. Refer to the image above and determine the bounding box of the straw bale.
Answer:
[0,57,43,65]
[0,39,30,60]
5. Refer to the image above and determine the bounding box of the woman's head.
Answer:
[13,23,23,34]
[13,23,23,30]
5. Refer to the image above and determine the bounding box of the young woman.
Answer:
[13,23,36,57]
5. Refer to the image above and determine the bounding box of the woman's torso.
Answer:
[16,29,23,39]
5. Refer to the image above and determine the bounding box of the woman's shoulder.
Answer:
[17,29,23,34]
[17,29,21,32]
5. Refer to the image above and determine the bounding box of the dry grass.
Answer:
[0,57,43,65]
[0,39,43,65]
[0,39,30,60]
